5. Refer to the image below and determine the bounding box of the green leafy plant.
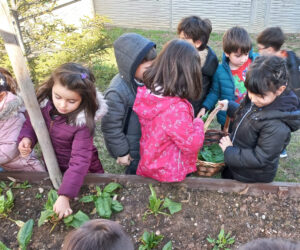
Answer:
[35,193,42,199]
[201,111,209,122]
[198,144,224,163]
[0,189,14,217]
[162,241,173,250]
[80,182,123,219]
[207,228,235,250]
[0,180,31,189]
[139,231,163,250]
[38,189,89,231]
[17,219,34,250]
[143,184,181,220]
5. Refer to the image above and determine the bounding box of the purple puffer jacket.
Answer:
[18,91,108,198]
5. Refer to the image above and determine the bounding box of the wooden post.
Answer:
[0,0,62,189]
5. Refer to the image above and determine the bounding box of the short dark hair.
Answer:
[245,56,288,96]
[144,39,202,101]
[0,67,18,94]
[257,27,285,51]
[223,26,252,55]
[177,16,212,51]
[239,238,300,250]
[62,219,134,250]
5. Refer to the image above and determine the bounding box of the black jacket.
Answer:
[190,46,218,116]
[286,51,300,97]
[101,33,155,174]
[224,90,300,183]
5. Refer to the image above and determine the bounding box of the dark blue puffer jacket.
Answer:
[202,49,258,125]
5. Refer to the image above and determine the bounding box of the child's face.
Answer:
[248,86,286,107]
[135,60,153,82]
[52,81,82,114]
[257,43,277,56]
[179,32,201,49]
[225,50,249,70]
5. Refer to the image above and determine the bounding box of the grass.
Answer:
[92,26,300,182]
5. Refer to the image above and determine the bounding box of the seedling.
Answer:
[207,228,235,250]
[38,189,89,232]
[17,219,34,250]
[80,182,123,219]
[139,231,173,250]
[143,184,181,220]
[0,189,14,217]
[35,193,42,199]
[1,179,32,189]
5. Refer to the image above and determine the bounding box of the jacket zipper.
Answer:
[232,103,254,143]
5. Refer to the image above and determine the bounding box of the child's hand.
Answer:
[197,108,206,118]
[116,154,133,166]
[53,195,73,219]
[217,100,229,111]
[18,137,32,157]
[219,136,233,152]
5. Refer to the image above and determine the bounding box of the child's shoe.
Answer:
[280,149,288,158]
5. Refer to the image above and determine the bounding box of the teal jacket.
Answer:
[202,49,258,125]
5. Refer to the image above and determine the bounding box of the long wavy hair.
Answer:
[143,39,202,100]
[37,63,98,134]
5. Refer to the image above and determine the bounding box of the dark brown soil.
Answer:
[0,180,299,250]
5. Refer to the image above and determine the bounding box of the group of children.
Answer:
[0,16,300,221]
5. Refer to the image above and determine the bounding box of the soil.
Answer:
[0,180,299,250]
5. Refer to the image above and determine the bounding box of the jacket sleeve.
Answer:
[227,101,240,118]
[165,109,204,154]
[224,122,289,169]
[58,126,93,198]
[202,70,221,110]
[101,90,130,158]
[17,112,38,147]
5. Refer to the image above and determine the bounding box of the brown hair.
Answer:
[0,67,18,94]
[239,238,300,250]
[62,219,134,250]
[37,62,98,134]
[257,27,285,51]
[144,39,202,101]
[177,16,212,51]
[223,26,252,55]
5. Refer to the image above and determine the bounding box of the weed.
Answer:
[35,193,42,199]
[0,189,14,218]
[207,228,235,250]
[80,182,123,219]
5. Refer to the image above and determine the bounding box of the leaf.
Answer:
[0,195,5,214]
[45,190,58,210]
[200,144,224,163]
[17,219,34,250]
[95,186,102,196]
[111,200,123,212]
[163,198,182,215]
[141,231,150,244]
[95,196,112,219]
[103,182,122,194]
[64,210,89,228]
[149,184,157,200]
[0,241,11,250]
[162,241,173,250]
[63,214,74,224]
[38,210,55,227]
[6,189,14,207]
[201,111,209,122]
[79,195,94,203]
[14,220,25,228]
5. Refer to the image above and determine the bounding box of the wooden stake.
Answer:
[0,0,62,189]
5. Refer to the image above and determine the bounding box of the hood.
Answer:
[201,46,218,77]
[0,92,24,121]
[255,90,300,131]
[134,86,190,120]
[113,33,155,88]
[40,90,108,126]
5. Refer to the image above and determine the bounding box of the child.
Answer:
[0,67,44,171]
[239,238,300,250]
[177,15,218,116]
[101,33,156,175]
[218,56,300,183]
[62,219,134,250]
[198,26,258,126]
[18,63,107,218]
[257,27,300,97]
[133,39,205,182]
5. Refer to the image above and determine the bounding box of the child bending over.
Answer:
[133,39,205,182]
[218,56,300,182]
[18,63,107,218]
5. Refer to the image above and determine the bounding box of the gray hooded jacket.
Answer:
[101,33,155,172]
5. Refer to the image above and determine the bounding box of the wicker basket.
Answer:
[196,107,230,177]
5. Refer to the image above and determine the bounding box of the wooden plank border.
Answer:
[0,172,299,198]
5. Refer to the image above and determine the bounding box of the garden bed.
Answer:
[0,173,299,249]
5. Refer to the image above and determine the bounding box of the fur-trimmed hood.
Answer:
[0,92,24,121]
[40,90,108,126]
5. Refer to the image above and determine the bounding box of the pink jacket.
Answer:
[0,92,44,171]
[133,86,204,182]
